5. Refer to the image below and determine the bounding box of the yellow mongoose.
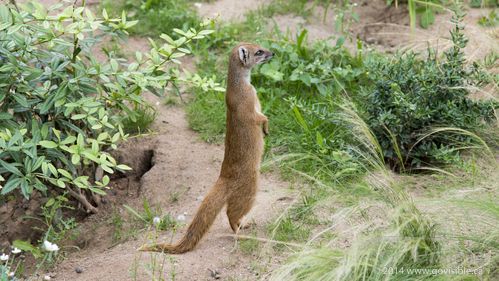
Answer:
[139,43,274,253]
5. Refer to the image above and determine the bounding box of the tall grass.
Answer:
[269,102,442,281]
[268,101,498,280]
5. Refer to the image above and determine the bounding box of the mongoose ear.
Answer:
[238,46,249,65]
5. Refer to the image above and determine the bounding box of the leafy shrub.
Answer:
[361,14,498,170]
[102,0,200,36]
[0,1,217,215]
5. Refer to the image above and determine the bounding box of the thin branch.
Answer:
[66,186,98,213]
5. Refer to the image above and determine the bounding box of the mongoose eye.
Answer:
[255,50,264,56]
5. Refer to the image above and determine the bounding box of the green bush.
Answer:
[361,14,498,170]
[0,2,217,214]
[252,35,366,181]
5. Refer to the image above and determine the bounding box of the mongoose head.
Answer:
[232,43,274,69]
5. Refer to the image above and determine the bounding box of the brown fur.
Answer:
[138,43,274,254]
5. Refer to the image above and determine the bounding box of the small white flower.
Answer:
[194,2,202,8]
[43,240,59,252]
[0,253,8,261]
[43,275,51,280]
[11,247,21,254]
[176,214,186,222]
[152,216,161,226]
[8,272,15,277]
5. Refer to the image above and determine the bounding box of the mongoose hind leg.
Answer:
[227,193,255,233]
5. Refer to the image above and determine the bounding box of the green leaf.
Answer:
[71,154,81,165]
[57,169,72,179]
[116,164,132,171]
[0,112,13,120]
[102,175,110,185]
[48,163,58,176]
[89,187,107,195]
[82,151,100,162]
[39,140,58,149]
[0,159,23,176]
[56,179,66,188]
[1,176,22,195]
[102,8,108,20]
[13,93,29,107]
[259,61,284,82]
[20,179,31,199]
[0,5,12,31]
[100,164,114,174]
[61,135,77,145]
[13,240,43,259]
[46,198,55,207]
[198,30,214,36]
[71,114,87,120]
[292,106,309,132]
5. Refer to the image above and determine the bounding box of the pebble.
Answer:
[75,267,83,274]
[208,269,220,279]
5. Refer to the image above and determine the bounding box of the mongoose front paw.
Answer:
[263,126,269,136]
[263,121,269,136]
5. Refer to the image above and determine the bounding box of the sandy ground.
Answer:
[196,0,497,59]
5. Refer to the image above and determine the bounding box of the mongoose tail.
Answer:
[138,179,227,254]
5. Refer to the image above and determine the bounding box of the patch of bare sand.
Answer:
[195,0,270,22]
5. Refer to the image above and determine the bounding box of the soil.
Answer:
[3,0,497,280]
